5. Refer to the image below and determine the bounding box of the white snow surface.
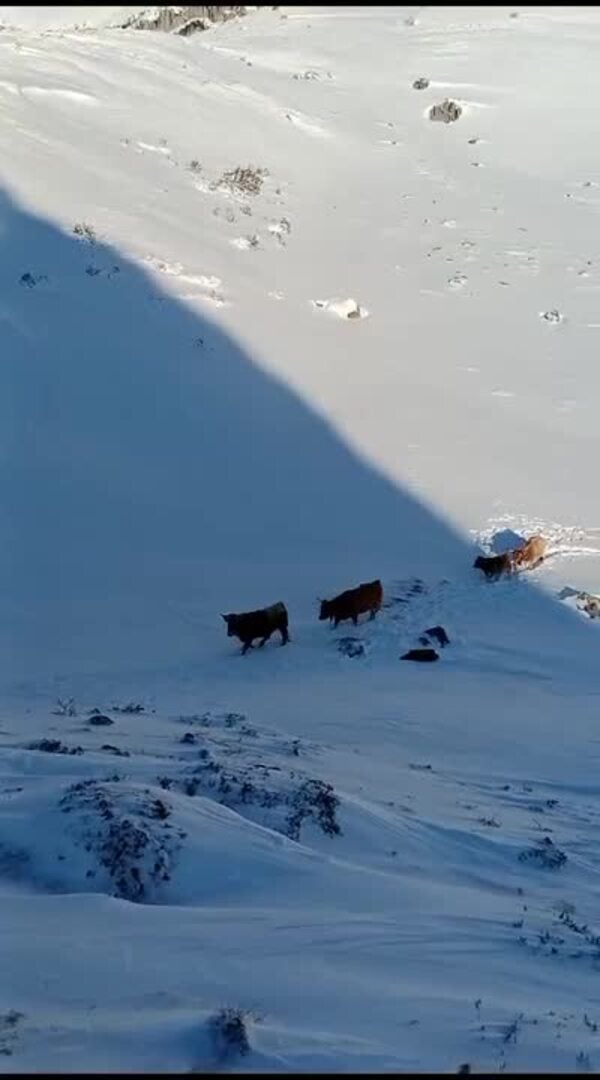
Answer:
[2,4,600,1072]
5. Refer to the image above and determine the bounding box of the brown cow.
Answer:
[511,534,547,571]
[222,601,289,655]
[319,579,383,628]
[473,552,514,581]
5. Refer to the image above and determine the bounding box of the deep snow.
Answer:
[2,4,600,1073]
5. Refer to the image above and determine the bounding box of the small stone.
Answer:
[401,648,439,663]
[423,625,450,648]
[89,713,114,726]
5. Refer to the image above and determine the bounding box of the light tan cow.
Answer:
[511,534,547,571]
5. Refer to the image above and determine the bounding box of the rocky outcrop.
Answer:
[121,7,267,35]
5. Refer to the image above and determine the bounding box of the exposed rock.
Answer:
[420,625,450,648]
[561,588,600,619]
[121,7,249,34]
[401,648,439,663]
[101,744,130,757]
[413,77,430,90]
[88,713,114,727]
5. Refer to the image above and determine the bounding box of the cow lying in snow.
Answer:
[511,534,547,571]
[319,579,383,628]
[222,602,289,655]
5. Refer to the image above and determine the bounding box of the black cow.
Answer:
[222,601,290,655]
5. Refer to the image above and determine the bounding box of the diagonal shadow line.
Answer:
[0,187,597,691]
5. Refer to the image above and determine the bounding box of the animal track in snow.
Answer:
[230,235,260,251]
[136,140,171,156]
[283,110,329,138]
[311,297,369,320]
[539,309,564,324]
[447,272,468,290]
[143,257,225,304]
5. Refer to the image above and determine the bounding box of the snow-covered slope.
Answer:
[2,5,600,1073]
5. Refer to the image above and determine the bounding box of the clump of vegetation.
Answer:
[0,1010,25,1056]
[429,98,462,123]
[208,1007,259,1061]
[518,836,567,869]
[52,697,77,717]
[58,780,183,902]
[212,165,269,197]
[286,778,341,840]
[27,739,84,756]
[19,271,47,288]
[73,222,97,244]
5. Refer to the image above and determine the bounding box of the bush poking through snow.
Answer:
[159,733,342,842]
[212,165,268,197]
[413,77,430,90]
[0,1010,25,1057]
[518,836,567,869]
[28,739,84,756]
[208,1007,258,1061]
[58,780,184,902]
[52,697,77,717]
[286,779,341,840]
[73,222,97,244]
[19,271,47,288]
[429,99,462,123]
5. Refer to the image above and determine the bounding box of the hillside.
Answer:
[2,5,600,1072]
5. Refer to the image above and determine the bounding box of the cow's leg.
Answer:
[369,607,377,621]
[352,613,358,626]
[258,631,272,648]
[280,626,289,645]
[241,640,253,655]
[334,616,340,629]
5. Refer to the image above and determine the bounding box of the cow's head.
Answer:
[221,613,237,637]
[318,598,331,621]
[473,555,486,570]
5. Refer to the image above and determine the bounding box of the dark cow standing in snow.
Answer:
[319,579,383,628]
[473,552,514,581]
[222,601,290,655]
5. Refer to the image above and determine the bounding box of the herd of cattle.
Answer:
[221,535,547,654]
